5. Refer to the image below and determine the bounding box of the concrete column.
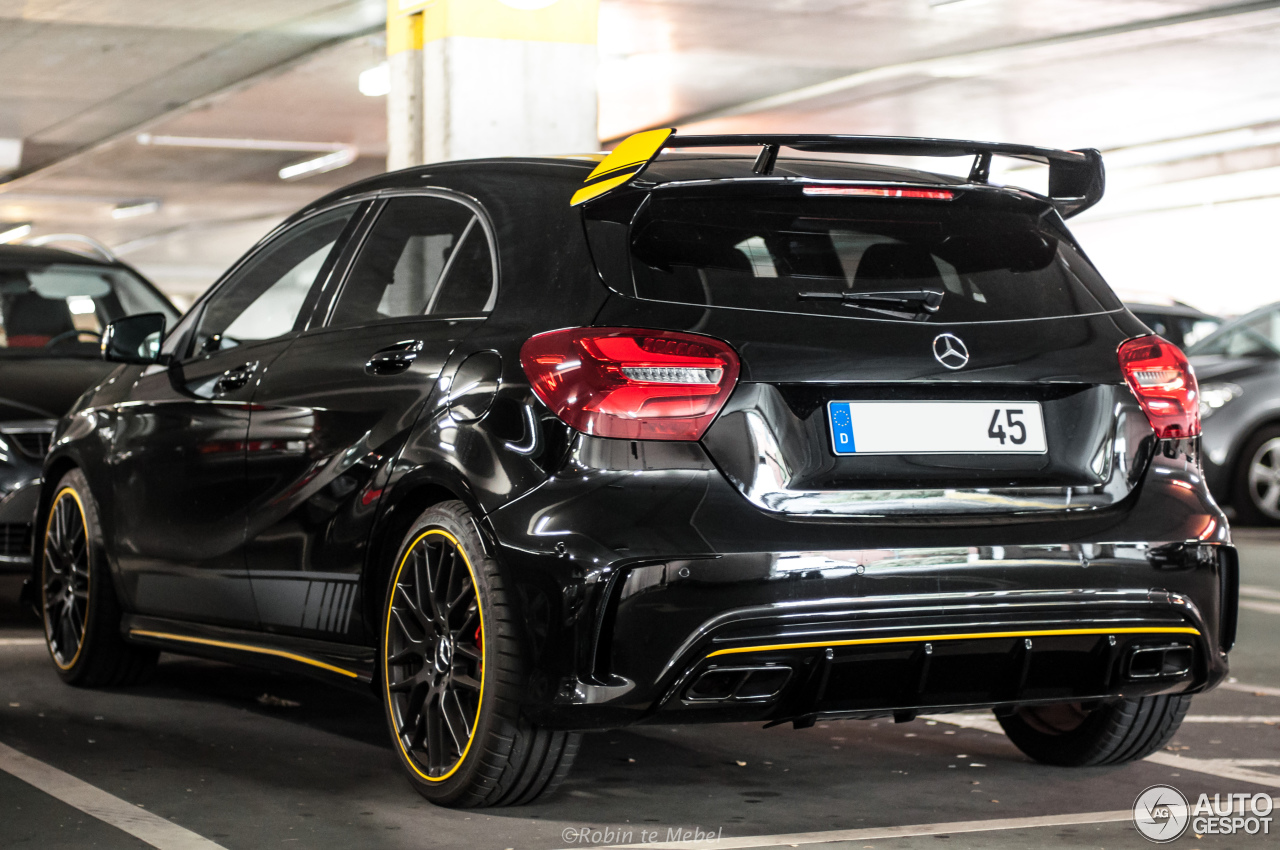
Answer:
[386,4,424,171]
[397,0,598,163]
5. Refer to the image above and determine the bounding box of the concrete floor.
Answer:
[3,533,1280,849]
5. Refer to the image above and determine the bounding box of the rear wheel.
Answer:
[1232,426,1280,526]
[380,500,579,807]
[998,694,1191,766]
[41,469,157,686]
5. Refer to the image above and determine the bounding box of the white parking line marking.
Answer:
[1240,584,1280,601]
[0,638,45,647]
[925,713,1280,787]
[0,741,227,850]
[926,711,1280,728]
[589,809,1137,850]
[1213,759,1280,767]
[1241,600,1280,615]
[921,712,1004,734]
[1221,681,1280,698]
[1146,753,1280,788]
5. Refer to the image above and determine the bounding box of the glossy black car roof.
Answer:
[301,152,1011,226]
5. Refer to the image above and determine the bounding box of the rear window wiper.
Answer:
[798,288,944,318]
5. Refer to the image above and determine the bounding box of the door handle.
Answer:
[366,340,424,376]
[213,361,258,395]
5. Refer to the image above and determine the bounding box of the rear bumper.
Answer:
[485,435,1234,730]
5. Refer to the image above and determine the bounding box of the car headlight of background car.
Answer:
[1198,382,1243,419]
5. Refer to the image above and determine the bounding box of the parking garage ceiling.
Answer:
[1,0,1279,308]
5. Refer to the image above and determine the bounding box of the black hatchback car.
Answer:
[36,131,1237,808]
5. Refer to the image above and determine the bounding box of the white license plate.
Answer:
[827,401,1048,455]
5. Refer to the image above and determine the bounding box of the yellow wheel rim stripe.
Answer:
[43,487,89,671]
[384,528,485,783]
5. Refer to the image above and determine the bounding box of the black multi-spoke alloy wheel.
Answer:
[998,694,1191,766]
[41,469,157,686]
[381,501,580,807]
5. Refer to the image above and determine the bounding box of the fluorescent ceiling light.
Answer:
[136,133,354,154]
[1103,122,1280,170]
[0,138,21,172]
[111,200,161,220]
[134,134,360,182]
[279,148,358,180]
[0,223,32,243]
[359,62,390,97]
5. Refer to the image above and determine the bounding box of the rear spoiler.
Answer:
[570,129,1104,218]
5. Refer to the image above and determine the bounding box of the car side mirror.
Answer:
[102,313,167,364]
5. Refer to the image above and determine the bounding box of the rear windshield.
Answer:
[628,193,1121,323]
[0,263,177,356]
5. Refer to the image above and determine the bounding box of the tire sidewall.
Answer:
[379,501,513,805]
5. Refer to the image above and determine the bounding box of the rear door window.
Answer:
[327,195,496,329]
[628,192,1121,323]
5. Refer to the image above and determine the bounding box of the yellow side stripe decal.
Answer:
[129,630,360,679]
[706,626,1202,658]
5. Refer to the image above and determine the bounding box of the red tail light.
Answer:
[1118,335,1200,439]
[520,328,740,440]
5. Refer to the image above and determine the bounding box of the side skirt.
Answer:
[122,614,377,687]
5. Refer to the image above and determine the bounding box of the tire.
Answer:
[380,500,579,807]
[998,695,1191,766]
[40,469,158,687]
[1231,426,1280,526]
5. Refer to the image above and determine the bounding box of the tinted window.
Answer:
[629,194,1121,323]
[194,205,356,356]
[328,196,495,329]
[0,263,176,356]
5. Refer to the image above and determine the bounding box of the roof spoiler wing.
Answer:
[571,129,1104,218]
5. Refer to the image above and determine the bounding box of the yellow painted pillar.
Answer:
[387,3,424,170]
[392,0,599,165]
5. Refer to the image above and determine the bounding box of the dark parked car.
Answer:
[36,131,1236,808]
[0,244,177,572]
[1187,301,1280,525]
[1126,299,1221,350]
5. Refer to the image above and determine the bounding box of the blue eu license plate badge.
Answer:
[830,403,855,453]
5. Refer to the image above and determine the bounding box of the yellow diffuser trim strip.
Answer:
[706,626,1203,658]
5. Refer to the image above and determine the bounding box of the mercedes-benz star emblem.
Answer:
[932,333,969,370]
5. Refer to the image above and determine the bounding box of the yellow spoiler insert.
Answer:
[570,128,674,206]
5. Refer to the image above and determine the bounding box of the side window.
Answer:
[327,195,496,329]
[193,205,357,356]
